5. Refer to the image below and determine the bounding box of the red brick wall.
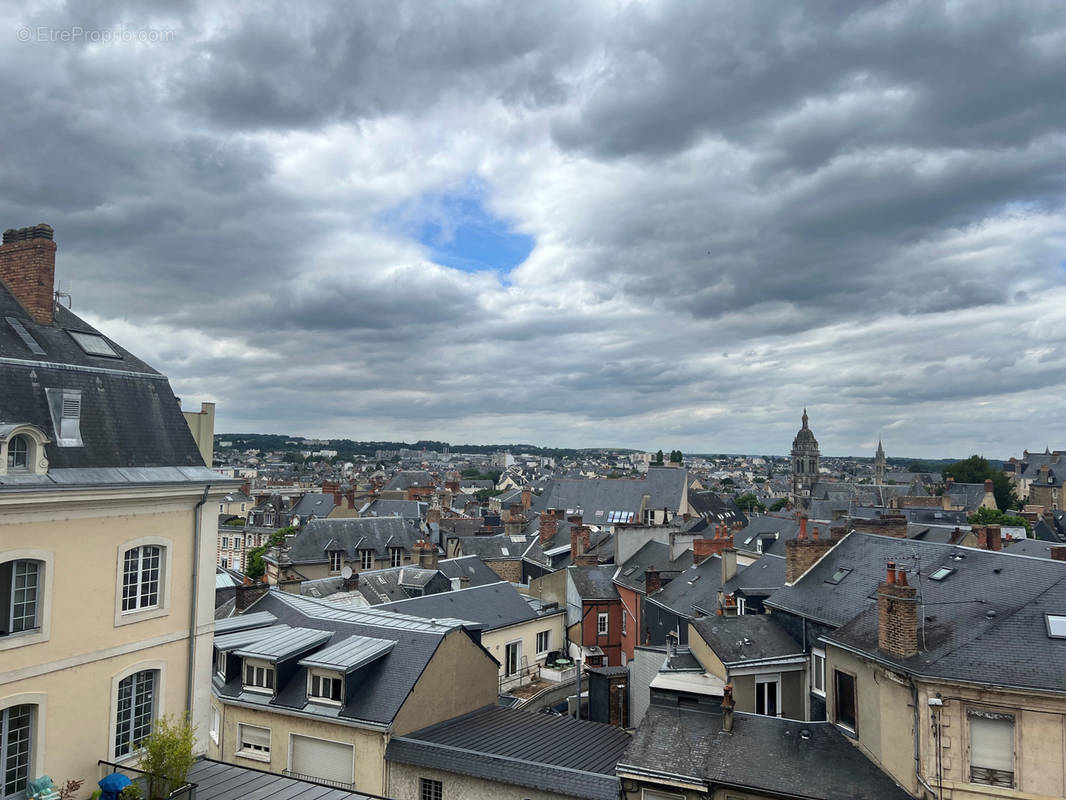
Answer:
[0,235,56,325]
[582,599,623,666]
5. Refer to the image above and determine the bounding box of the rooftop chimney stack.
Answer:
[644,568,661,595]
[877,561,918,660]
[984,478,995,494]
[785,515,838,584]
[539,510,558,545]
[721,684,735,732]
[0,224,57,325]
[414,539,438,570]
[521,487,532,509]
[1050,546,1066,562]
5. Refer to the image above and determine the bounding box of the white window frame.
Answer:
[621,609,627,637]
[811,649,826,697]
[390,548,403,568]
[360,550,374,570]
[243,658,276,695]
[597,612,609,636]
[215,648,228,680]
[536,630,550,655]
[968,709,1015,788]
[236,723,271,762]
[0,693,46,800]
[328,551,342,573]
[0,550,53,652]
[755,673,782,718]
[109,660,165,762]
[641,790,685,800]
[505,640,521,677]
[209,705,220,746]
[114,537,173,627]
[221,536,230,550]
[287,733,355,786]
[736,596,747,615]
[307,669,343,705]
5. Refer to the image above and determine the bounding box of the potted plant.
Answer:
[138,714,197,800]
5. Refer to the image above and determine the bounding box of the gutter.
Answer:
[187,484,210,714]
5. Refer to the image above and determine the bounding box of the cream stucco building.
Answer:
[0,223,241,795]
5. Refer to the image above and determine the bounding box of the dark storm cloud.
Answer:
[2,0,1065,455]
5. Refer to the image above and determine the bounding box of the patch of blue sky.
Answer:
[381,180,534,274]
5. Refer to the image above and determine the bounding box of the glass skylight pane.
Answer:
[68,330,118,357]
[1047,615,1066,638]
[930,567,954,581]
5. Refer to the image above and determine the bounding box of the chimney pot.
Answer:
[886,561,897,584]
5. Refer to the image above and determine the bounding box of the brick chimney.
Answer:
[426,492,443,525]
[505,504,524,537]
[571,525,593,565]
[521,487,532,509]
[851,513,908,539]
[644,568,661,595]
[1051,546,1066,562]
[0,224,57,325]
[878,562,918,660]
[983,478,994,495]
[973,524,1002,551]
[785,518,838,584]
[539,510,558,545]
[414,539,438,570]
[693,524,735,564]
[721,684,735,732]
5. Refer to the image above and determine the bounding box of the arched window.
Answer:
[7,435,28,470]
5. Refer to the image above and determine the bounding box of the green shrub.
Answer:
[139,713,197,800]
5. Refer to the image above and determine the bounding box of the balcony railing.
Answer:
[98,760,196,800]
[281,769,355,790]
[500,662,540,692]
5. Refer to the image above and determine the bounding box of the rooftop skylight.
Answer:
[825,567,851,585]
[930,567,954,581]
[1046,615,1066,639]
[67,329,119,358]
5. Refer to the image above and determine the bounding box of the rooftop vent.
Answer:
[45,388,83,447]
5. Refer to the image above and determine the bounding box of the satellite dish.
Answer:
[341,566,353,579]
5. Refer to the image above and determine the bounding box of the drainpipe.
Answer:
[187,484,211,714]
[911,680,939,799]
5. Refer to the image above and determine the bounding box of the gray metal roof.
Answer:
[531,467,687,518]
[214,611,278,634]
[233,626,333,661]
[289,516,424,563]
[215,624,293,653]
[185,757,373,800]
[378,582,555,631]
[386,705,631,800]
[299,634,396,672]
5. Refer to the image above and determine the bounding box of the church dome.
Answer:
[792,409,819,451]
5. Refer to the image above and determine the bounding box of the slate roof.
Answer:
[569,565,620,601]
[824,544,1066,693]
[185,758,374,800]
[455,533,527,561]
[690,615,803,664]
[613,540,693,593]
[288,516,424,564]
[291,492,336,520]
[353,566,446,604]
[215,590,488,726]
[646,554,745,620]
[687,490,747,527]
[531,468,688,519]
[379,581,560,631]
[619,705,911,800]
[1005,538,1063,559]
[383,470,436,491]
[360,498,426,518]
[386,705,631,800]
[437,555,501,587]
[0,285,219,482]
[438,517,484,536]
[945,482,991,512]
[716,553,786,600]
[734,513,802,556]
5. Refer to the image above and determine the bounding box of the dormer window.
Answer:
[328,551,343,572]
[307,670,343,704]
[243,659,275,694]
[45,388,82,447]
[7,435,28,470]
[390,547,403,568]
[360,550,374,570]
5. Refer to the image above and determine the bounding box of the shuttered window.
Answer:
[289,735,354,786]
[969,711,1014,787]
[237,724,270,757]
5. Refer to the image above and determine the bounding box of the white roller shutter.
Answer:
[290,735,354,785]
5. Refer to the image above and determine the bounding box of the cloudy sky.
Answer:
[3,1,1065,457]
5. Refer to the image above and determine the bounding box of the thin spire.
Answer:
[802,408,809,429]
